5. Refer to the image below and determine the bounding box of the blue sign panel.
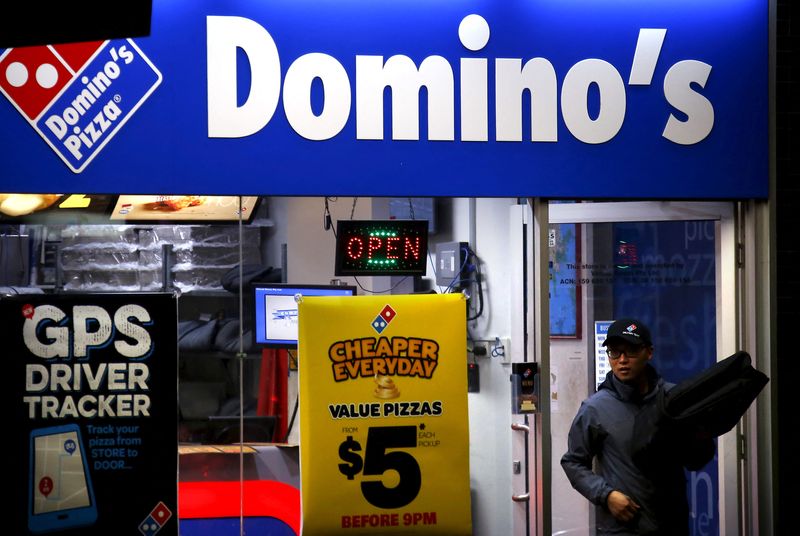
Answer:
[0,0,768,198]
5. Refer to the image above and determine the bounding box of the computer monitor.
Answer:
[252,283,356,347]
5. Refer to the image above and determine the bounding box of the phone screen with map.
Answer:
[29,425,97,533]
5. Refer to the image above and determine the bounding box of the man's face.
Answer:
[605,341,653,383]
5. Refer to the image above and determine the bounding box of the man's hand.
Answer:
[607,490,640,522]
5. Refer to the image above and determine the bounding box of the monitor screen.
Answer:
[252,284,356,347]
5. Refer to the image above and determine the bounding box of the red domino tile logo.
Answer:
[1,39,162,172]
[0,42,103,121]
[150,501,172,526]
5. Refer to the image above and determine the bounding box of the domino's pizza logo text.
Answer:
[0,39,162,173]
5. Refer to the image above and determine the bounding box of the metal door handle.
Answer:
[511,422,530,433]
[511,423,530,503]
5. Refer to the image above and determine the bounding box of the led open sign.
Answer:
[335,220,428,276]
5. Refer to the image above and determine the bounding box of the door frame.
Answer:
[538,200,750,536]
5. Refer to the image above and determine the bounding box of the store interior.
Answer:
[0,194,730,535]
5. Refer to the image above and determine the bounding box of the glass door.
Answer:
[546,201,738,536]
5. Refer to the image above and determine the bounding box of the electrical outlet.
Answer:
[471,341,490,358]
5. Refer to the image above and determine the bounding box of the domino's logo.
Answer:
[0,39,162,173]
[139,501,172,535]
[371,304,396,334]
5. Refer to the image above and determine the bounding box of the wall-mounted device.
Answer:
[467,362,480,393]
[435,241,469,287]
[510,363,540,414]
[334,220,428,277]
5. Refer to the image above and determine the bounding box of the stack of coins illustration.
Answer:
[373,375,400,399]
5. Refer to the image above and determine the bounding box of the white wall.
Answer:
[275,196,373,444]
[462,198,520,536]
[261,197,289,269]
[284,196,373,287]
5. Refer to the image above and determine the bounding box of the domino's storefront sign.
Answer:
[0,39,161,173]
[0,1,768,198]
[207,19,709,147]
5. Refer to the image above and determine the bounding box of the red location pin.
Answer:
[39,476,53,497]
[22,303,35,319]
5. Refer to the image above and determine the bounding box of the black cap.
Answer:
[602,318,653,347]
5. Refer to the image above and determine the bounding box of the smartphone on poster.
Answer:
[28,424,97,533]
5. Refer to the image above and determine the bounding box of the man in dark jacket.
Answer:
[561,318,715,535]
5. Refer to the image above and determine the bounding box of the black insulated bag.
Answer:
[632,351,769,472]
[661,350,769,438]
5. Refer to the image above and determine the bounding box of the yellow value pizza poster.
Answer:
[298,293,471,535]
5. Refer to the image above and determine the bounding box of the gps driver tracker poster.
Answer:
[4,293,177,536]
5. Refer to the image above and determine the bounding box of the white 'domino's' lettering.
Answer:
[43,45,135,159]
[206,16,714,145]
